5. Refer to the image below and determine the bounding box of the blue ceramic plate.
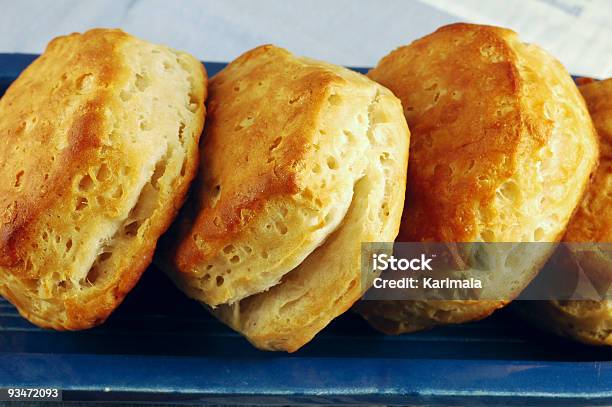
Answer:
[0,54,611,405]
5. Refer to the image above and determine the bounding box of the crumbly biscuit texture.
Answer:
[358,23,599,333]
[166,45,410,351]
[520,78,612,346]
[0,29,207,329]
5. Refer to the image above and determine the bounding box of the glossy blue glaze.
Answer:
[0,54,611,405]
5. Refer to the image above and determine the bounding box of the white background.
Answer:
[0,0,610,77]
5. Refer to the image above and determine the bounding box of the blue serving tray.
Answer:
[1,54,611,405]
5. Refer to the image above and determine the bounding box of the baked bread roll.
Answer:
[163,45,409,351]
[355,23,599,334]
[0,29,207,329]
[517,78,611,345]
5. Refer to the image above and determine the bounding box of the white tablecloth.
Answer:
[0,0,610,77]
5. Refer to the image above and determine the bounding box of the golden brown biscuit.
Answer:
[0,29,207,329]
[517,78,612,345]
[163,45,409,351]
[566,79,612,245]
[356,23,599,334]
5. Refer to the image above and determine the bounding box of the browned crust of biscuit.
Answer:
[566,79,612,243]
[359,23,599,333]
[369,23,539,242]
[0,29,207,329]
[522,79,612,346]
[175,45,341,271]
[0,30,126,269]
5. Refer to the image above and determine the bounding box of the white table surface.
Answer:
[0,0,610,77]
